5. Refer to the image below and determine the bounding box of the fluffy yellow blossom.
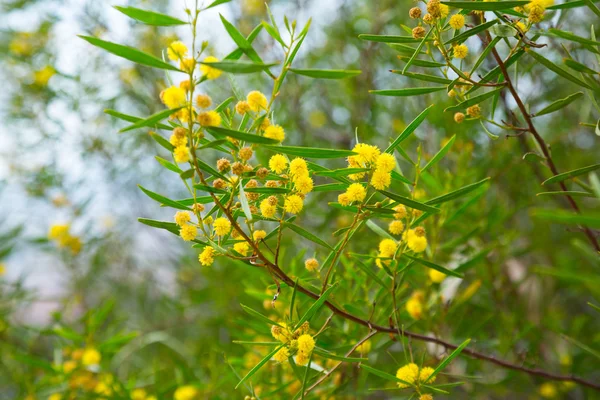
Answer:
[305,258,319,272]
[516,21,529,33]
[81,348,101,366]
[167,41,188,61]
[199,246,215,266]
[294,176,314,194]
[180,80,191,92]
[449,14,465,29]
[289,158,308,178]
[394,204,407,219]
[233,241,250,256]
[179,57,195,73]
[33,65,56,86]
[196,94,212,108]
[269,154,288,174]
[396,363,419,388]
[454,112,465,124]
[49,224,70,240]
[345,183,367,202]
[352,143,381,165]
[174,211,192,226]
[405,229,428,253]
[174,385,199,400]
[170,133,187,147]
[375,153,396,172]
[429,269,446,283]
[440,3,450,18]
[338,193,350,206]
[378,239,398,258]
[274,347,290,363]
[539,382,558,398]
[235,100,250,114]
[213,217,231,236]
[419,366,436,383]
[297,334,315,354]
[197,110,221,127]
[200,56,222,80]
[356,340,372,354]
[453,44,468,59]
[528,0,548,23]
[131,389,146,400]
[260,199,277,218]
[174,146,190,163]
[264,125,285,142]
[161,86,186,109]
[389,220,404,235]
[180,224,197,241]
[48,394,62,400]
[284,195,304,214]
[62,360,77,373]
[247,90,268,112]
[419,395,433,400]
[466,104,481,118]
[253,230,267,241]
[271,323,290,342]
[406,297,423,320]
[370,169,391,190]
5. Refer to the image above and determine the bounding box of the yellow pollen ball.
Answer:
[264,125,285,142]
[253,230,267,241]
[81,348,101,366]
[429,269,446,283]
[213,217,231,236]
[161,86,186,109]
[284,195,304,214]
[200,56,222,80]
[305,258,319,272]
[247,90,268,112]
[388,220,404,235]
[199,246,215,266]
[345,183,367,202]
[453,44,468,59]
[269,154,288,174]
[174,385,199,400]
[449,14,465,30]
[167,41,188,61]
[197,110,221,127]
[174,146,190,163]
[179,224,197,241]
[196,94,212,108]
[174,211,192,226]
[370,169,391,190]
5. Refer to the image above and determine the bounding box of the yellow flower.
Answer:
[449,14,465,29]
[131,388,147,400]
[33,65,56,86]
[426,0,442,18]
[167,41,188,61]
[295,352,310,366]
[174,211,192,226]
[200,56,222,79]
[388,220,404,235]
[375,153,396,172]
[338,193,350,206]
[260,199,277,218]
[429,269,446,283]
[48,394,62,400]
[274,347,290,363]
[269,154,288,174]
[161,86,186,109]
[305,258,319,272]
[197,110,221,127]
[352,143,381,165]
[378,239,398,258]
[370,169,391,190]
[406,297,423,320]
[294,176,314,194]
[174,146,190,163]
[49,224,70,240]
[264,125,285,142]
[213,217,231,236]
[253,230,267,241]
[62,360,77,373]
[289,158,308,178]
[406,229,428,253]
[179,57,195,73]
[174,385,199,400]
[199,246,215,266]
[196,94,212,108]
[81,348,101,366]
[440,3,450,18]
[284,195,304,214]
[233,241,250,256]
[420,395,433,400]
[466,104,481,118]
[539,382,558,398]
[516,21,529,33]
[271,322,290,342]
[235,100,250,115]
[180,224,197,241]
[170,133,187,147]
[345,183,367,202]
[453,44,468,59]
[297,334,315,354]
[356,340,372,354]
[393,205,407,219]
[396,363,419,388]
[419,366,436,383]
[247,90,268,112]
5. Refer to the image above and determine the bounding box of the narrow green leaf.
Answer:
[386,105,434,153]
[240,304,282,327]
[358,34,429,44]
[284,222,333,250]
[425,178,491,205]
[200,60,278,74]
[264,145,356,159]
[295,283,339,328]
[155,156,182,173]
[531,209,600,228]
[113,6,186,26]
[422,135,455,172]
[391,70,452,85]
[542,164,600,185]
[403,254,463,278]
[584,0,600,17]
[444,88,504,113]
[105,109,172,130]
[527,50,592,89]
[224,24,263,61]
[466,50,524,95]
[193,184,228,194]
[138,185,190,210]
[442,1,529,10]
[397,57,445,68]
[379,190,441,214]
[360,365,415,388]
[366,220,395,240]
[289,68,361,79]
[536,191,595,198]
[206,0,232,9]
[548,28,600,46]
[220,14,264,65]
[206,126,279,144]
[424,339,471,383]
[235,344,285,389]
[313,347,368,362]
[561,335,600,360]
[471,37,501,75]
[370,87,446,97]
[445,20,499,45]
[120,107,182,133]
[564,59,599,75]
[138,218,180,235]
[313,183,348,192]
[491,24,518,38]
[533,92,584,117]
[78,35,181,72]
[244,187,290,194]
[391,170,413,185]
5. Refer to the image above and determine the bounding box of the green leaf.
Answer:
[425,178,491,205]
[531,209,600,229]
[547,0,587,9]
[315,168,370,178]
[261,20,286,47]
[206,127,280,144]
[358,34,429,43]
[542,164,600,185]
[370,87,446,97]
[402,28,434,73]
[200,60,278,74]
[205,0,232,9]
[155,156,182,173]
[313,183,348,192]
[138,218,180,235]
[491,24,518,38]
[366,220,395,240]
[391,170,412,185]
[533,92,584,117]
[386,105,434,153]
[240,304,282,327]
[564,58,600,75]
[193,184,228,194]
[444,88,503,113]
[238,184,253,222]
[113,6,186,26]
[422,135,455,172]
[391,70,452,85]
[313,347,368,362]
[224,24,263,61]
[424,339,471,383]
[379,190,441,214]
[120,107,182,133]
[547,28,600,47]
[264,145,356,159]
[397,57,445,68]
[289,68,361,79]
[244,187,290,194]
[403,254,464,278]
[220,14,265,66]
[527,50,593,90]
[149,132,174,151]
[284,222,333,250]
[471,37,501,75]
[445,20,499,45]
[536,191,595,198]
[442,1,529,10]
[360,365,415,388]
[105,109,172,130]
[235,344,285,389]
[78,35,181,72]
[295,283,339,328]
[584,0,600,17]
[561,335,600,360]
[138,185,191,210]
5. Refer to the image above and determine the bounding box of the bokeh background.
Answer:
[1,0,599,398]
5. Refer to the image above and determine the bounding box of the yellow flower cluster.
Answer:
[404,227,428,253]
[526,0,553,23]
[452,44,468,59]
[270,322,314,365]
[199,246,216,266]
[174,385,199,400]
[48,223,82,255]
[304,258,319,272]
[376,238,398,269]
[406,291,424,320]
[395,362,436,388]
